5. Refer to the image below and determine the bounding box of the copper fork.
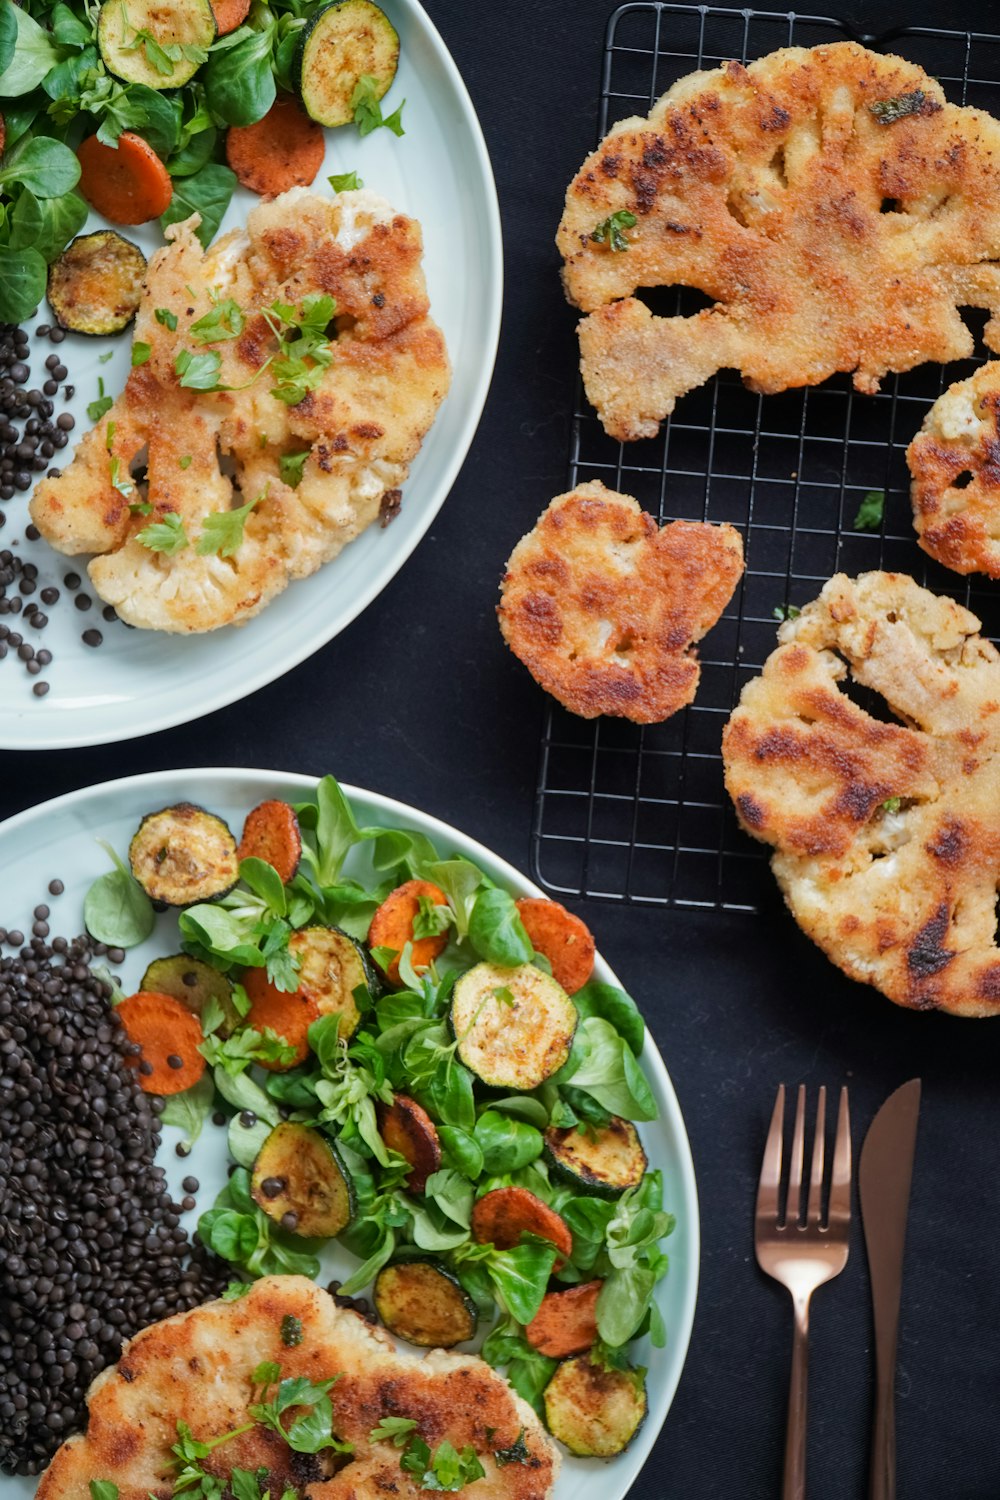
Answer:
[755,1085,851,1500]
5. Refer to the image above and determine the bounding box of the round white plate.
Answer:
[0,2,502,749]
[0,767,699,1500]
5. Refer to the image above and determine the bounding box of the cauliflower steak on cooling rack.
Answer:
[722,572,1000,1016]
[558,42,1000,442]
[908,360,1000,577]
[30,188,451,632]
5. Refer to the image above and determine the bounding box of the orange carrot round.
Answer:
[526,1280,603,1357]
[238,799,302,883]
[515,897,595,995]
[211,0,251,34]
[368,879,449,986]
[225,96,326,199]
[117,990,206,1095]
[242,967,318,1070]
[471,1186,574,1270]
[77,131,173,226]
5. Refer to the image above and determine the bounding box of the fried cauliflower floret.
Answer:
[498,479,744,722]
[907,361,1000,576]
[37,1276,558,1500]
[722,571,1000,1016]
[30,188,451,632]
[558,42,1000,440]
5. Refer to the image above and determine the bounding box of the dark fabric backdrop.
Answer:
[6,1,1000,1494]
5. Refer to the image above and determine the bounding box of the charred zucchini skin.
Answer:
[251,1122,355,1238]
[450,962,577,1091]
[373,1259,477,1347]
[97,0,217,89]
[47,231,146,337]
[289,925,377,1039]
[140,953,240,1036]
[293,0,399,127]
[543,1117,647,1200]
[543,1355,648,1457]
[129,803,239,907]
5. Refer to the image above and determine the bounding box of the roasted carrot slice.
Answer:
[242,967,318,1070]
[515,897,595,995]
[471,1186,573,1270]
[117,990,206,1095]
[77,131,173,225]
[225,96,326,199]
[211,0,251,34]
[238,798,302,883]
[377,1094,441,1193]
[368,879,449,986]
[526,1280,603,1357]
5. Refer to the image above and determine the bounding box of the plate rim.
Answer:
[0,0,503,753]
[0,765,700,1496]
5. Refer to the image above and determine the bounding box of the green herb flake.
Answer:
[155,306,179,331]
[853,489,886,532]
[400,1436,485,1493]
[329,170,363,192]
[221,1280,252,1301]
[195,489,263,558]
[109,455,134,499]
[280,1314,303,1348]
[591,209,638,252]
[129,500,153,517]
[179,454,193,469]
[190,297,244,345]
[132,340,151,367]
[88,377,113,423]
[882,796,902,814]
[369,1416,419,1446]
[89,1483,119,1500]
[492,1429,531,1468]
[351,75,405,138]
[772,603,801,621]
[175,347,223,391]
[869,90,932,125]
[491,985,515,1007]
[278,449,309,488]
[99,349,114,364]
[138,511,189,555]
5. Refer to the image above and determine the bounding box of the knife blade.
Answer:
[859,1078,921,1500]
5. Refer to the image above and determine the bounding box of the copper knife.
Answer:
[859,1078,921,1500]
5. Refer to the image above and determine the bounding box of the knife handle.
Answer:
[869,1375,895,1500]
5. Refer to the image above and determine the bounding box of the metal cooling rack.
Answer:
[531,3,1000,912]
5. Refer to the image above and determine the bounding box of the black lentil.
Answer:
[0,931,228,1475]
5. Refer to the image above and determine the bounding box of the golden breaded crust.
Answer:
[722,572,1000,1016]
[30,188,451,633]
[907,360,1000,576]
[558,42,1000,441]
[498,480,744,723]
[38,1276,558,1500]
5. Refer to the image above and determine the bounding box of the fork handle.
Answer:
[782,1295,810,1500]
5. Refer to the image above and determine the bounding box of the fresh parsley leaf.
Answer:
[171,1417,255,1498]
[351,75,405,137]
[109,455,134,498]
[155,306,178,331]
[138,511,189,554]
[772,603,801,621]
[87,376,113,422]
[491,985,515,1007]
[869,90,930,124]
[370,1416,419,1446]
[329,170,363,192]
[106,421,116,451]
[279,449,309,487]
[129,500,153,517]
[191,297,244,344]
[882,796,902,813]
[229,1470,266,1500]
[248,1368,351,1455]
[196,490,262,558]
[591,209,638,252]
[176,347,223,390]
[179,454,193,469]
[99,348,114,364]
[492,1430,531,1467]
[853,489,885,532]
[132,340,151,366]
[89,1483,119,1500]
[252,1361,283,1387]
[401,1437,484,1492]
[221,1279,252,1301]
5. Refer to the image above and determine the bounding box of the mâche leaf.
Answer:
[83,839,155,948]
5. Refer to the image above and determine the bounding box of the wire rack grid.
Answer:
[530,3,1000,913]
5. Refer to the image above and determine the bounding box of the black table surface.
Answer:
[6,1,1000,1495]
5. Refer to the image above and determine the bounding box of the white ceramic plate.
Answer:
[0,2,501,750]
[0,767,699,1500]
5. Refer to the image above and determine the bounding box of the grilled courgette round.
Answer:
[47,230,146,336]
[373,1259,477,1347]
[544,1116,647,1199]
[251,1122,355,1238]
[543,1355,647,1457]
[290,925,376,1040]
[294,0,399,127]
[451,961,577,1090]
[129,803,239,907]
[141,953,240,1035]
[98,0,217,89]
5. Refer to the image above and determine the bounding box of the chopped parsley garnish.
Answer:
[156,306,179,331]
[280,1314,303,1347]
[370,1416,420,1446]
[492,1429,531,1467]
[191,297,245,345]
[591,209,638,252]
[772,603,801,621]
[129,500,153,517]
[132,341,151,367]
[853,489,886,532]
[88,377,113,422]
[279,450,309,488]
[171,1418,255,1499]
[196,490,263,559]
[869,90,930,124]
[179,454,193,469]
[248,1364,351,1456]
[89,1484,119,1500]
[351,75,405,137]
[109,455,133,498]
[221,1280,252,1301]
[329,170,363,192]
[882,796,902,814]
[400,1437,485,1493]
[491,985,515,1007]
[261,294,337,407]
[138,511,189,555]
[175,348,224,390]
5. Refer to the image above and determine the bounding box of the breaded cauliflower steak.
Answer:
[31,188,451,632]
[37,1276,558,1500]
[908,360,1000,576]
[559,42,1000,441]
[498,479,744,722]
[722,572,1000,1016]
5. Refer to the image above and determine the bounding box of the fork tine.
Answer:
[828,1086,851,1229]
[806,1084,826,1225]
[786,1084,806,1227]
[756,1083,785,1225]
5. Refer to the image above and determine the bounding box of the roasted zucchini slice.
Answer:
[251,1122,355,1238]
[544,1117,647,1200]
[373,1260,477,1347]
[451,962,576,1090]
[376,1094,441,1193]
[543,1355,647,1457]
[98,0,217,89]
[290,925,375,1040]
[47,230,146,336]
[129,803,239,906]
[294,0,399,127]
[140,953,240,1035]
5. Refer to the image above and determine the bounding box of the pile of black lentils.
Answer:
[0,919,229,1476]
